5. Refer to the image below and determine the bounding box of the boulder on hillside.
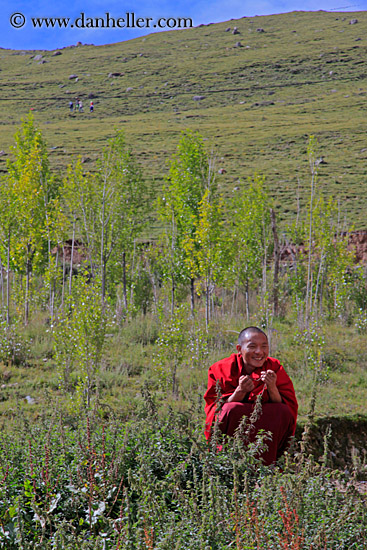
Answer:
[234,41,243,47]
[33,54,43,61]
[232,27,240,34]
[225,27,231,32]
[52,51,62,56]
[193,95,205,101]
[69,74,78,80]
[350,19,358,24]
[256,28,265,32]
[108,72,124,77]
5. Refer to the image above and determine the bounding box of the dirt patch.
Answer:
[295,414,367,469]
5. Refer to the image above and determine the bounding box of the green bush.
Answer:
[0,398,366,549]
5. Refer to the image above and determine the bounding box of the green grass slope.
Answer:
[1,11,367,226]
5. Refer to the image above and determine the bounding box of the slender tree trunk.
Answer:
[61,243,66,309]
[171,273,175,315]
[190,278,195,317]
[50,248,58,324]
[6,230,10,326]
[0,254,3,308]
[306,157,317,325]
[122,251,127,309]
[205,282,210,330]
[25,244,31,325]
[45,195,53,320]
[262,222,268,308]
[101,256,106,303]
[129,240,136,307]
[313,252,325,316]
[270,208,280,317]
[100,198,106,303]
[245,278,250,321]
[145,256,158,314]
[69,222,75,295]
[231,284,237,317]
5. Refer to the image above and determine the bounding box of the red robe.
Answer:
[204,353,298,440]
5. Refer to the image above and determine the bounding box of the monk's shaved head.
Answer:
[238,326,267,348]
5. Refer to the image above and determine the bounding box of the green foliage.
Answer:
[0,404,366,549]
[230,174,272,319]
[53,276,113,409]
[0,314,30,366]
[158,130,213,292]
[153,304,189,394]
[6,113,57,275]
[286,138,353,326]
[355,308,367,334]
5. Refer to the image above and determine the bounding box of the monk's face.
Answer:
[236,332,269,374]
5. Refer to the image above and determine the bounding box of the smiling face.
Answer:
[236,331,269,374]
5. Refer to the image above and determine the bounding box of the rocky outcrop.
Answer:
[279,230,367,264]
[346,230,367,263]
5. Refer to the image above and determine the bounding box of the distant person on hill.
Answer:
[90,101,94,113]
[74,98,79,112]
[78,100,84,113]
[69,101,73,113]
[204,326,298,465]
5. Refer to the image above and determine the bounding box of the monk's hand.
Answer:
[227,375,255,403]
[260,369,277,390]
[238,375,255,394]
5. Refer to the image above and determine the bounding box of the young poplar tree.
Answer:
[6,114,56,324]
[230,175,272,320]
[288,136,354,325]
[158,130,210,315]
[62,159,86,296]
[0,176,17,325]
[76,130,147,306]
[307,196,353,320]
[53,275,111,409]
[183,188,229,328]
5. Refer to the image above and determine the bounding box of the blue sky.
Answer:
[2,0,367,50]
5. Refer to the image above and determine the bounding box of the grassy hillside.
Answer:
[1,11,367,227]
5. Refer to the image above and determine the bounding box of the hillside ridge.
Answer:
[1,10,367,227]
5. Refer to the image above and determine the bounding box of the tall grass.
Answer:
[0,396,366,549]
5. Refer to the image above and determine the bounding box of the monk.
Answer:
[204,326,298,465]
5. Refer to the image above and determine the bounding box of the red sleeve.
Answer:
[204,354,241,439]
[266,357,298,433]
